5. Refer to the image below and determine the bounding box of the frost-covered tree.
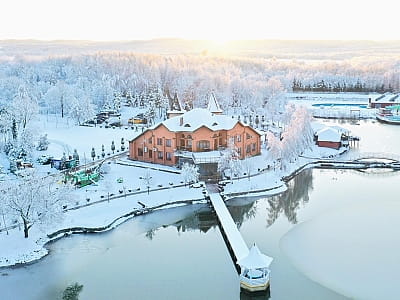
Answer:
[0,107,13,144]
[37,134,49,151]
[6,128,36,161]
[241,156,254,181]
[1,173,73,238]
[141,171,153,194]
[11,85,39,130]
[67,93,96,125]
[263,77,286,124]
[218,139,239,179]
[266,131,282,170]
[181,163,199,185]
[266,105,313,171]
[229,158,242,180]
[42,82,72,118]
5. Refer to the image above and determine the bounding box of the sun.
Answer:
[211,37,230,46]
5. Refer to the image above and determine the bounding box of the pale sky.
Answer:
[1,0,399,41]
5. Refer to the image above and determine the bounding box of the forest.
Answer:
[0,40,398,166]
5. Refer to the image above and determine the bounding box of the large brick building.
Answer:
[128,108,261,168]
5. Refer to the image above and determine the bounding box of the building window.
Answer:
[166,152,172,161]
[252,143,256,151]
[237,147,242,156]
[138,148,143,156]
[166,139,172,147]
[237,135,241,142]
[157,138,163,146]
[197,140,210,150]
[158,151,163,159]
[246,144,251,153]
[148,137,152,144]
[246,133,251,140]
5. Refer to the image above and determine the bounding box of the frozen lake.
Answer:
[0,120,399,300]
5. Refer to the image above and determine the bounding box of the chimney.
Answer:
[180,117,183,126]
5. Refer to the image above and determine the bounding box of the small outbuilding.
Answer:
[316,127,342,149]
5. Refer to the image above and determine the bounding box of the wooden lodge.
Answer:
[129,108,261,165]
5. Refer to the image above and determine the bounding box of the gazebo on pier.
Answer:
[237,244,273,292]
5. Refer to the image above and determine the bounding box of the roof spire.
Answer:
[207,92,223,115]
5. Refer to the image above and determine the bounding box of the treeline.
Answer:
[292,79,395,93]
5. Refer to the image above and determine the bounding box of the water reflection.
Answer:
[143,201,260,241]
[240,288,270,300]
[228,201,258,228]
[267,169,313,226]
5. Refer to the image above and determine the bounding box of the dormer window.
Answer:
[184,123,191,127]
[212,122,218,126]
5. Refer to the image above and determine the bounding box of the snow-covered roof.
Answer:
[237,243,273,269]
[316,127,341,142]
[207,93,223,114]
[160,108,238,132]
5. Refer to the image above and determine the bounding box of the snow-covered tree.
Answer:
[37,134,49,151]
[67,93,96,125]
[6,128,36,161]
[42,82,72,118]
[181,163,199,185]
[141,170,153,194]
[218,139,239,179]
[263,77,286,124]
[266,131,282,167]
[241,156,253,181]
[229,158,242,180]
[11,85,39,130]
[1,173,73,238]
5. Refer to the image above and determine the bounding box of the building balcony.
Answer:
[176,146,192,152]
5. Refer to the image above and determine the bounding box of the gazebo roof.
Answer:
[237,243,273,269]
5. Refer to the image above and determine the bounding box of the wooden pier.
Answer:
[209,192,273,293]
[209,193,249,272]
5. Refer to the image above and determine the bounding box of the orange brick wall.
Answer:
[129,122,261,165]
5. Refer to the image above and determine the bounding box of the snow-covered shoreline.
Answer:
[0,182,207,268]
[0,145,347,269]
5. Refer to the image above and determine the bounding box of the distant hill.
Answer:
[1,39,399,60]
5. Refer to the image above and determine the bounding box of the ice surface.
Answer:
[280,199,400,300]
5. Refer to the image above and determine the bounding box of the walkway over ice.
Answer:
[209,193,249,267]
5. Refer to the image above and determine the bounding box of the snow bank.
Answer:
[0,161,206,267]
[280,199,400,300]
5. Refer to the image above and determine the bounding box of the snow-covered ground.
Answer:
[0,107,349,268]
[33,108,146,162]
[0,160,207,267]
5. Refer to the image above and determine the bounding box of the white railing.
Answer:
[343,152,400,162]
[240,274,270,287]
